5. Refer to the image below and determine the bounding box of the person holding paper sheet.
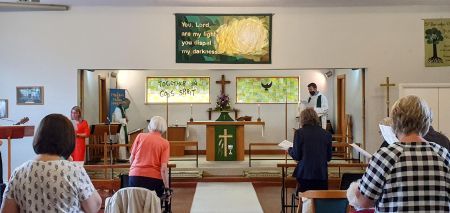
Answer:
[356,95,450,212]
[379,117,450,150]
[288,108,332,192]
[298,83,329,129]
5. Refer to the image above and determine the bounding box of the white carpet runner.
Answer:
[190,182,264,213]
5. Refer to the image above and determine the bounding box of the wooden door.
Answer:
[98,77,108,123]
[337,75,346,142]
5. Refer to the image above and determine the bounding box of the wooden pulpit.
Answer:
[0,125,34,179]
[167,126,186,156]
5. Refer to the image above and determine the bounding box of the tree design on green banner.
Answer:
[424,19,450,67]
[425,28,444,64]
[236,77,299,103]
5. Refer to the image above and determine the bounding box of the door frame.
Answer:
[98,76,107,123]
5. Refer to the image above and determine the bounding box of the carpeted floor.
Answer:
[169,183,295,213]
[190,182,264,213]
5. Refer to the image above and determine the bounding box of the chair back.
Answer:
[297,190,349,213]
[340,173,364,190]
[105,187,161,213]
[119,174,129,188]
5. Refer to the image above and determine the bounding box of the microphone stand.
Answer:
[106,117,114,179]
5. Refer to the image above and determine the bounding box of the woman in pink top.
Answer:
[129,116,170,197]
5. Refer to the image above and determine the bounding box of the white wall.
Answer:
[1,6,450,180]
[83,69,331,150]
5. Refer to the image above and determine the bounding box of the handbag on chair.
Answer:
[119,173,129,188]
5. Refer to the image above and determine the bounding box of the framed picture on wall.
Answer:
[16,86,44,105]
[0,99,8,118]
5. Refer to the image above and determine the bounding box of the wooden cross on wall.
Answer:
[216,75,230,94]
[380,77,396,117]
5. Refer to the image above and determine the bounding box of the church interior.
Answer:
[1,0,450,212]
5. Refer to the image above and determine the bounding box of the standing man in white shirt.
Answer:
[112,98,130,162]
[298,83,329,129]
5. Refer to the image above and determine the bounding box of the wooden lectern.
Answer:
[0,125,34,179]
[87,123,121,164]
[167,126,187,156]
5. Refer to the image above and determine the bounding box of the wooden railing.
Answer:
[248,142,291,167]
[86,163,176,188]
[169,141,199,167]
[331,142,361,161]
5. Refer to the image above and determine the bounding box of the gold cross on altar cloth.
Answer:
[216,75,231,94]
[380,77,396,117]
[219,129,233,157]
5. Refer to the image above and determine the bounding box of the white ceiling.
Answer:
[23,0,450,7]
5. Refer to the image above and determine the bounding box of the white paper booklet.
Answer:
[349,143,372,158]
[379,124,399,144]
[278,140,293,150]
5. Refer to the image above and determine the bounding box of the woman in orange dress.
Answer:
[70,106,90,162]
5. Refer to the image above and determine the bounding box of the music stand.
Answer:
[0,125,34,179]
[90,123,121,178]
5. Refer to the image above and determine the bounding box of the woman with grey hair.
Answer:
[356,95,450,212]
[128,116,170,197]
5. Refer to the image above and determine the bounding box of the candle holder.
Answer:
[257,104,261,122]
[189,104,194,122]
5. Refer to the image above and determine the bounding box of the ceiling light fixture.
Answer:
[0,1,69,11]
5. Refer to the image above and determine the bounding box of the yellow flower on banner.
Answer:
[215,17,269,61]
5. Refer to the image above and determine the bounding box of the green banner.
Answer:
[176,14,272,64]
[214,125,236,161]
[424,19,450,67]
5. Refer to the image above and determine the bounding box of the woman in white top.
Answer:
[0,114,102,213]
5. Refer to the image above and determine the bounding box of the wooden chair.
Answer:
[297,190,350,213]
[104,187,161,213]
[339,173,364,190]
[333,115,353,159]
